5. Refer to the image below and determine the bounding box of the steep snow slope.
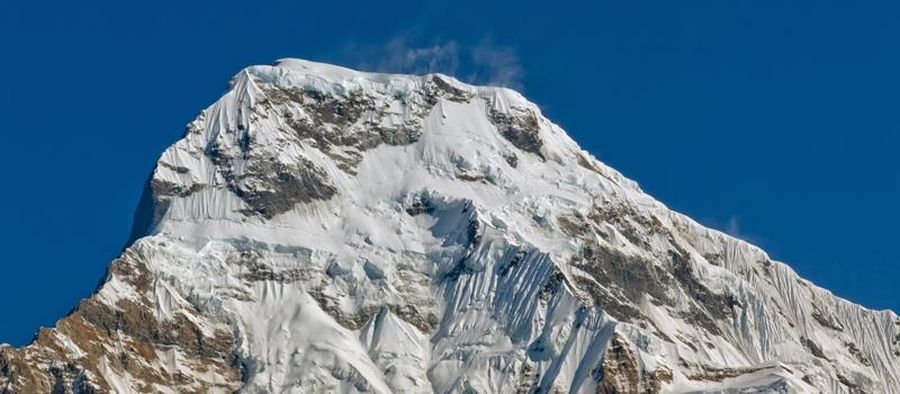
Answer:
[2,59,899,393]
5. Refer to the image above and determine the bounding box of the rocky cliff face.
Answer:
[2,59,898,393]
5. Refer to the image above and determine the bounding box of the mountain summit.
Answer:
[2,59,898,393]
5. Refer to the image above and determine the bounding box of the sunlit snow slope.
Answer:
[2,59,899,393]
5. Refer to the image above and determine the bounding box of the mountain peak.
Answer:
[147,57,632,233]
[2,59,898,393]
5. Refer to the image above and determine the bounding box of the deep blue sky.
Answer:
[1,1,897,345]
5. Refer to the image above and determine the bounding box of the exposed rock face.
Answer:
[486,105,545,160]
[593,334,673,393]
[2,59,899,393]
[0,245,242,393]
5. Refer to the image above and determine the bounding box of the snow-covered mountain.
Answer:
[2,59,898,393]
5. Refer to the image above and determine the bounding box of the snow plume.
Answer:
[469,38,524,90]
[726,215,743,238]
[378,37,462,76]
[334,36,524,90]
[723,214,766,247]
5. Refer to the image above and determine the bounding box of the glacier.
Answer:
[1,58,898,393]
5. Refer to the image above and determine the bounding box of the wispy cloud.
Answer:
[330,35,524,90]
[469,38,524,90]
[373,37,461,76]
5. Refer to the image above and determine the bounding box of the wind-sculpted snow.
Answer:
[2,59,898,393]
